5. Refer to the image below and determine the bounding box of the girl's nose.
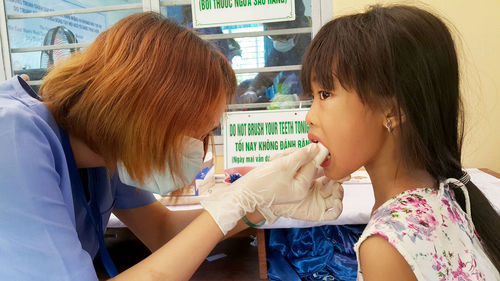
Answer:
[305,103,318,127]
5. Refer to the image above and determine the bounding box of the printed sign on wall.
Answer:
[191,0,295,28]
[223,108,311,168]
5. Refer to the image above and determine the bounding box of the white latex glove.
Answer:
[269,146,327,178]
[200,143,322,235]
[259,176,349,224]
[259,144,348,224]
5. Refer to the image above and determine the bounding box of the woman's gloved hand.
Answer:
[259,176,349,224]
[200,144,322,235]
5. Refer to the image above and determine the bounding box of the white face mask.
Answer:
[117,137,204,195]
[273,38,295,53]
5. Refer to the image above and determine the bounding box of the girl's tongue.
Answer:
[321,153,331,167]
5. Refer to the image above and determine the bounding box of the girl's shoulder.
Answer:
[371,187,441,228]
[361,187,444,247]
[366,186,473,240]
[354,186,496,281]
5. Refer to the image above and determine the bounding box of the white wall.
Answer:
[332,0,500,172]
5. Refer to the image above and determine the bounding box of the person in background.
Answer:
[302,5,500,280]
[239,0,311,104]
[0,12,343,280]
[181,5,242,63]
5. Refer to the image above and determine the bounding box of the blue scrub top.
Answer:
[0,77,157,280]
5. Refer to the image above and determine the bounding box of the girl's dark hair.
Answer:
[302,5,499,270]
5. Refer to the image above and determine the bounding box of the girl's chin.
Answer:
[323,166,348,181]
[323,166,335,179]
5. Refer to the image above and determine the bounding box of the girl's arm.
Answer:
[358,235,417,281]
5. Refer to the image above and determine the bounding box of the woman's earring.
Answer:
[385,119,392,133]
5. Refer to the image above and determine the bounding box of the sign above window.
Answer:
[191,0,295,28]
[223,108,311,168]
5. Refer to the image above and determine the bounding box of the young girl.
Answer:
[302,5,500,280]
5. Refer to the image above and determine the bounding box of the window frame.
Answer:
[0,0,332,83]
[0,0,161,83]
[0,0,332,148]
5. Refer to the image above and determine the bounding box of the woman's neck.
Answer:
[69,134,105,169]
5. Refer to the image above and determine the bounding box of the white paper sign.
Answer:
[191,0,295,28]
[223,109,311,168]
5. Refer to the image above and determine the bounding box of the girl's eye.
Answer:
[319,91,331,100]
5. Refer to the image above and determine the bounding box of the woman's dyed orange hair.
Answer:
[40,12,236,184]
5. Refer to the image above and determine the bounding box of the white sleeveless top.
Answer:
[354,179,499,280]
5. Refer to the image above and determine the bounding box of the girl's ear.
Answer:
[383,99,406,132]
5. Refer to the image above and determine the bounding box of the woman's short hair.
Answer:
[40,12,236,183]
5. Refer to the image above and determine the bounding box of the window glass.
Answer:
[6,0,142,80]
[161,0,312,107]
[8,0,315,107]
[5,0,141,13]
[9,10,140,69]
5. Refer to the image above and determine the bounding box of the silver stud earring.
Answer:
[385,119,392,133]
